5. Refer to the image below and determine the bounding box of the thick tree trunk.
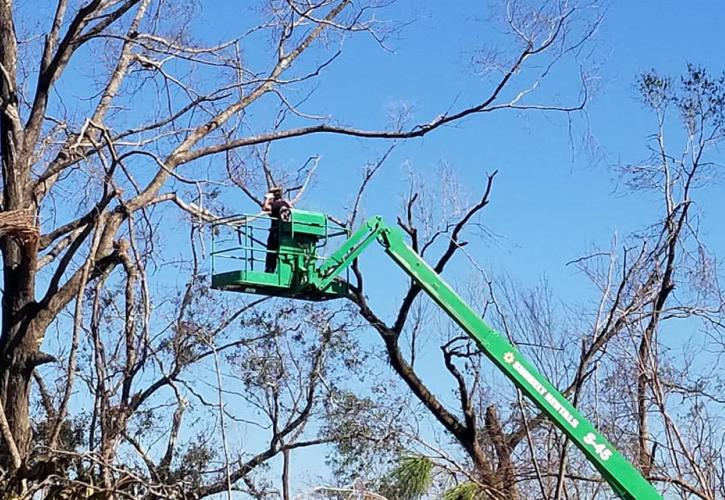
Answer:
[0,213,41,465]
[0,0,42,467]
[486,405,518,498]
[354,298,506,493]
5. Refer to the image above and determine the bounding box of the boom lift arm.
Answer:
[314,216,661,500]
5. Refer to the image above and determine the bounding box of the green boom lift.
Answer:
[210,210,661,500]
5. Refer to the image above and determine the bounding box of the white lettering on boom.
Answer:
[506,353,579,429]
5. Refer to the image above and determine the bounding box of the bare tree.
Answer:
[0,0,600,496]
[343,66,725,500]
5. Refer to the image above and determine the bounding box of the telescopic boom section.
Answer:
[311,216,387,290]
[316,217,661,500]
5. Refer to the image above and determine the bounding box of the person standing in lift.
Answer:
[262,186,292,273]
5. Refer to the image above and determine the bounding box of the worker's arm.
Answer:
[261,193,273,214]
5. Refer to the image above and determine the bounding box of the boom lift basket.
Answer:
[210,209,350,301]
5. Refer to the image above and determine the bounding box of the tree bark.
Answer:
[0,214,42,465]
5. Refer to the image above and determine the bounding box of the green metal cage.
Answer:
[210,209,350,301]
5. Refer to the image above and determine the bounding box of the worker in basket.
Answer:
[262,186,292,273]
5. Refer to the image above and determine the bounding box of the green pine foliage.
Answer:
[381,455,434,500]
[442,482,482,500]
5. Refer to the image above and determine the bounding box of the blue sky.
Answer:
[31,0,723,311]
[198,0,724,310]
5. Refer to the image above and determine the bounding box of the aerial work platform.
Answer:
[210,209,349,300]
[210,209,661,500]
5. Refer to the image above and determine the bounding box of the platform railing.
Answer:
[211,213,277,277]
[210,212,352,287]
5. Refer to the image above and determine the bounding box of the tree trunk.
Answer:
[0,0,40,468]
[0,213,41,466]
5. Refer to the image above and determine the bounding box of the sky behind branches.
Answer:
[158,1,725,491]
[193,0,725,311]
[18,0,725,494]
[196,1,725,490]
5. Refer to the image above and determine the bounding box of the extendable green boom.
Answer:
[312,217,660,500]
[211,212,661,499]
